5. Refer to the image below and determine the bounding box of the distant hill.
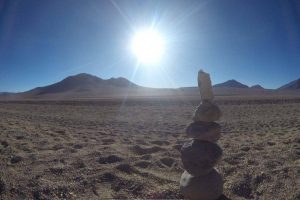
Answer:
[0,73,181,100]
[250,85,264,89]
[213,80,249,88]
[25,73,138,96]
[0,73,147,100]
[278,79,300,90]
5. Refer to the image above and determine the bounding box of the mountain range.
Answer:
[278,78,300,90]
[0,73,299,100]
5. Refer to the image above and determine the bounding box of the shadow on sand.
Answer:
[217,194,232,200]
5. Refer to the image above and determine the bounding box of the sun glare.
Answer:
[131,29,165,64]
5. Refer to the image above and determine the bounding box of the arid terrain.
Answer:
[0,96,299,199]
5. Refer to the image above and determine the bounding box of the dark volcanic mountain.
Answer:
[278,79,300,90]
[250,85,264,89]
[27,73,138,95]
[0,73,183,100]
[213,80,249,88]
[0,73,151,100]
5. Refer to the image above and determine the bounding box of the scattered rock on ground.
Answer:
[10,155,23,164]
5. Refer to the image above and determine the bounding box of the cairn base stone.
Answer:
[186,121,221,142]
[181,140,222,176]
[193,101,222,122]
[180,169,223,200]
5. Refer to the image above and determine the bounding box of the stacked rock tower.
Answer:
[180,70,223,200]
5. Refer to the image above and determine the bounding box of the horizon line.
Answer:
[1,71,298,93]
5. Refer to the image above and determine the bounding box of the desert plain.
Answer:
[0,96,299,200]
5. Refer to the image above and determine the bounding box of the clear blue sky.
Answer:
[0,0,299,92]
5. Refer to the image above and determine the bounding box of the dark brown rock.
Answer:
[181,140,222,176]
[98,155,123,164]
[0,178,5,195]
[193,102,222,122]
[10,155,23,164]
[186,121,222,142]
[180,169,223,200]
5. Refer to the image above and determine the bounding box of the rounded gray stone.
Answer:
[186,122,222,142]
[193,102,222,122]
[181,140,222,176]
[180,169,223,200]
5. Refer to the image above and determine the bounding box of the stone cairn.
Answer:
[180,70,223,200]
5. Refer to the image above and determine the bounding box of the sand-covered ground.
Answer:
[0,97,299,199]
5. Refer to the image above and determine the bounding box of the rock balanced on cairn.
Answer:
[180,70,223,200]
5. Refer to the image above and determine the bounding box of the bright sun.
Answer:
[131,29,165,64]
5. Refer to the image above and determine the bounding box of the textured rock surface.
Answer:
[180,169,223,200]
[198,70,214,102]
[186,121,222,142]
[193,101,222,122]
[181,140,222,176]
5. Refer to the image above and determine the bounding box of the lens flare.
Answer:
[131,29,165,64]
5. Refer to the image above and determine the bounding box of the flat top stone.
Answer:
[186,121,222,142]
